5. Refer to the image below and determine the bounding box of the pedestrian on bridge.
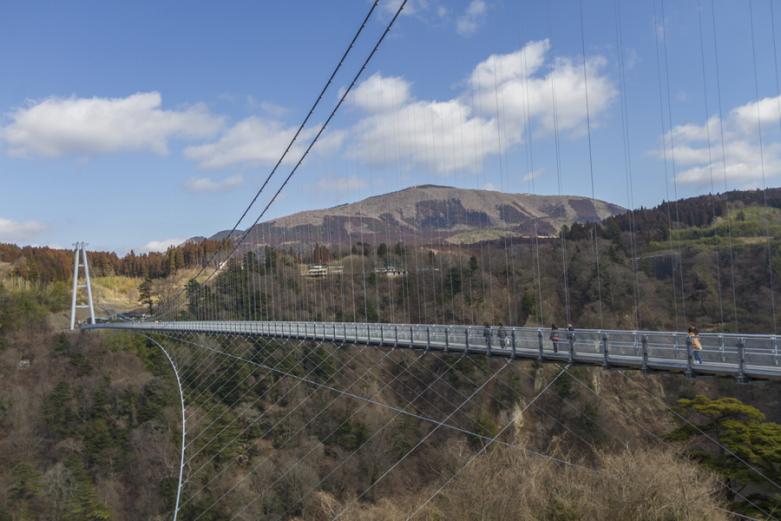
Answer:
[550,324,561,353]
[483,323,492,349]
[687,326,703,365]
[497,323,509,347]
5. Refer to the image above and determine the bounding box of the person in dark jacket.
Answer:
[483,323,492,348]
[549,324,560,353]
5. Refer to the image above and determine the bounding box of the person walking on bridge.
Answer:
[687,326,703,365]
[549,324,560,353]
[483,323,492,349]
[497,323,509,348]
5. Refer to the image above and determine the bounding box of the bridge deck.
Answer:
[84,320,781,381]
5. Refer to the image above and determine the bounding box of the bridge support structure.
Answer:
[69,242,96,330]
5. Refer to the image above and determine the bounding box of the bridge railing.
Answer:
[83,319,781,379]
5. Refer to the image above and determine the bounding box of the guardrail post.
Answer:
[486,328,492,357]
[773,336,779,367]
[394,326,399,348]
[444,328,449,353]
[641,335,649,373]
[465,328,470,355]
[426,327,431,352]
[719,335,726,363]
[354,324,358,344]
[568,331,575,364]
[380,325,384,346]
[409,326,414,349]
[367,324,371,345]
[602,333,609,368]
[537,329,544,361]
[685,335,694,378]
[736,338,747,384]
[332,323,336,343]
[511,329,517,359]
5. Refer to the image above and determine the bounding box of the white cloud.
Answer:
[349,73,411,112]
[141,238,184,253]
[469,39,549,89]
[184,117,345,170]
[0,218,46,243]
[350,97,502,173]
[456,0,487,36]
[347,40,615,173]
[659,94,781,186]
[732,95,781,134]
[470,40,616,135]
[3,92,223,157]
[481,182,499,191]
[314,174,368,193]
[184,174,244,193]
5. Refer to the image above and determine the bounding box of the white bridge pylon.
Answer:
[69,241,96,330]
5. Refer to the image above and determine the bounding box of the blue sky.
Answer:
[2,0,781,253]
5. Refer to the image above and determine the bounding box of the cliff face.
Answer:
[213,185,625,248]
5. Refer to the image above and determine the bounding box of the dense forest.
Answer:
[0,286,179,520]
[0,239,229,284]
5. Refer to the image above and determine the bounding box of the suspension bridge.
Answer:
[68,0,781,519]
[87,320,781,381]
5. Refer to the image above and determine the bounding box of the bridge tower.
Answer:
[69,242,96,330]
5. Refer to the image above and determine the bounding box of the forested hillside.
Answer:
[0,239,229,284]
[0,288,178,520]
[176,188,781,334]
[3,283,779,519]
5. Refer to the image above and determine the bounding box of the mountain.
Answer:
[218,185,626,248]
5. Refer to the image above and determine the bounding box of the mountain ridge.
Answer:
[204,185,626,248]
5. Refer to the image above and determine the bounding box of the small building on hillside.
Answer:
[299,263,345,278]
[306,265,328,277]
[374,266,407,278]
